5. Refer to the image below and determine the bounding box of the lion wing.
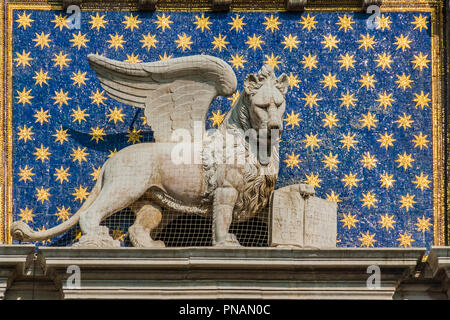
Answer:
[88,54,237,142]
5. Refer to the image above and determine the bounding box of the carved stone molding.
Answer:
[428,247,450,299]
[285,0,307,12]
[211,0,232,11]
[362,0,382,11]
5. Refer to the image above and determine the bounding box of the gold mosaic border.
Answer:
[0,0,446,245]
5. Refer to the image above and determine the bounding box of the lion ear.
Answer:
[244,73,259,95]
[276,74,289,95]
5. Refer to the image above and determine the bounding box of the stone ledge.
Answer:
[36,247,425,299]
[428,247,450,298]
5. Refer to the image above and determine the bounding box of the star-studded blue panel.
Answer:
[11,9,434,248]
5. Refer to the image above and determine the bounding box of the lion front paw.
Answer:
[214,233,241,247]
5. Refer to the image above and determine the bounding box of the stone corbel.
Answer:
[362,0,382,11]
[285,0,306,12]
[138,0,158,11]
[212,0,232,11]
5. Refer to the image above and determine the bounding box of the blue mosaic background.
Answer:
[11,10,434,248]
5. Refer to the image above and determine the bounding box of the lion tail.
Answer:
[10,167,105,243]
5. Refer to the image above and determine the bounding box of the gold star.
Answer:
[304,173,322,189]
[286,73,301,89]
[397,231,415,248]
[336,14,355,32]
[399,193,417,212]
[71,146,89,164]
[379,214,396,231]
[51,13,68,31]
[321,34,340,51]
[341,213,359,229]
[71,106,89,124]
[359,231,377,248]
[374,14,392,31]
[194,13,212,32]
[70,31,89,50]
[90,166,101,180]
[54,166,71,184]
[264,53,281,70]
[413,91,431,109]
[90,89,107,106]
[359,112,378,130]
[379,172,396,190]
[18,165,35,183]
[340,133,357,151]
[281,34,300,52]
[53,125,70,145]
[376,91,395,109]
[412,14,428,32]
[338,53,356,71]
[14,50,33,68]
[106,107,125,124]
[17,125,34,143]
[342,172,360,189]
[55,205,71,222]
[16,12,34,29]
[70,70,88,87]
[212,34,229,52]
[246,34,264,51]
[298,13,318,32]
[284,152,301,169]
[33,32,51,49]
[301,53,318,71]
[33,69,51,87]
[89,126,106,143]
[412,132,429,150]
[321,73,340,90]
[228,14,246,32]
[18,206,35,223]
[159,52,172,61]
[339,90,357,108]
[396,152,415,171]
[357,33,376,51]
[52,51,71,70]
[378,132,396,150]
[35,186,51,203]
[111,228,126,242]
[411,53,430,71]
[140,33,158,51]
[52,89,71,107]
[322,111,339,129]
[322,152,340,171]
[124,53,142,63]
[394,34,412,51]
[302,91,322,108]
[416,216,432,233]
[108,148,118,158]
[361,152,378,170]
[303,133,321,151]
[413,172,431,191]
[361,191,377,209]
[33,107,50,125]
[395,73,413,91]
[123,13,141,31]
[107,33,126,51]
[175,33,193,52]
[16,87,33,106]
[89,12,108,31]
[33,144,51,162]
[154,13,173,32]
[263,14,281,32]
[394,113,414,130]
[374,53,393,70]
[72,185,89,202]
[284,111,301,129]
[228,91,240,106]
[126,127,143,144]
[326,190,341,203]
[359,72,377,90]
[209,110,225,127]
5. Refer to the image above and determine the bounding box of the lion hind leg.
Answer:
[129,202,165,248]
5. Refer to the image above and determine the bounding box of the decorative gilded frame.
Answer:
[0,0,446,245]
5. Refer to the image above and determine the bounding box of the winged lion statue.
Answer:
[11,54,300,248]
